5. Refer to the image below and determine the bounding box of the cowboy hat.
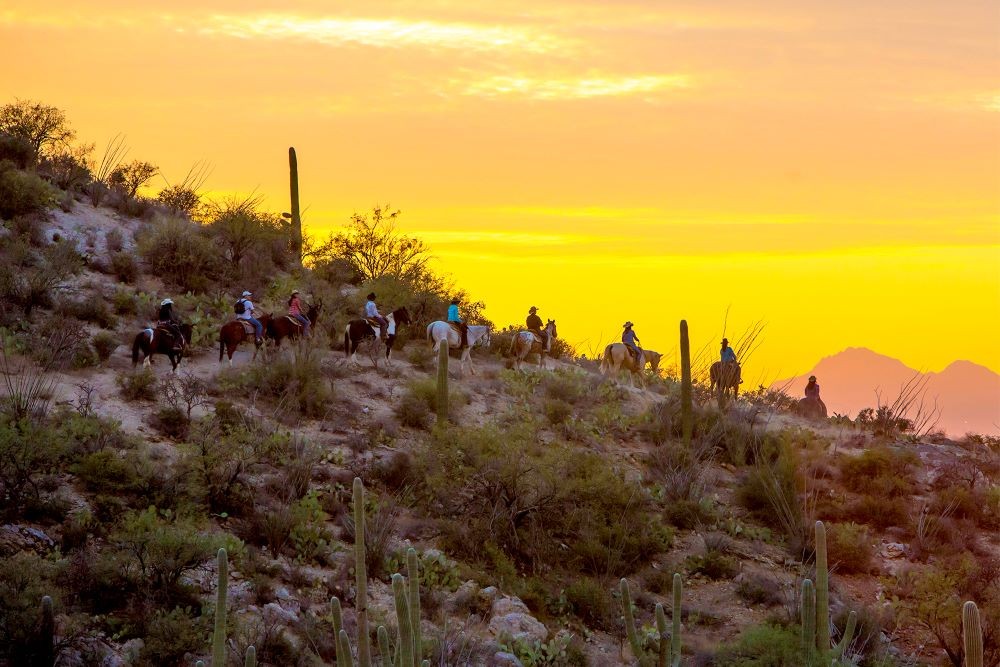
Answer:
[241,290,252,297]
[529,306,538,313]
[291,289,300,295]
[367,292,376,300]
[623,321,633,328]
[809,375,817,382]
[721,338,729,344]
[160,298,173,306]
[451,298,460,304]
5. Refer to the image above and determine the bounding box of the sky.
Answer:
[2,0,998,381]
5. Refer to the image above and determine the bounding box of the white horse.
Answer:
[600,343,662,389]
[510,320,558,371]
[426,321,491,375]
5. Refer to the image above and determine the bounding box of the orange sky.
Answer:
[2,0,998,380]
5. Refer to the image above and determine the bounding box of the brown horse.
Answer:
[132,323,193,371]
[601,343,662,389]
[710,361,742,400]
[219,315,271,364]
[510,320,558,371]
[345,307,412,368]
[267,303,321,348]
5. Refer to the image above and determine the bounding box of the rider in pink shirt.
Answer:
[288,290,310,337]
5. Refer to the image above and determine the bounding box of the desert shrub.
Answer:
[712,623,824,666]
[0,419,66,519]
[825,522,874,574]
[0,132,35,169]
[111,250,138,283]
[372,450,413,491]
[112,288,139,315]
[0,161,55,220]
[117,368,157,401]
[61,509,100,551]
[736,573,784,606]
[564,577,613,630]
[233,346,333,418]
[179,421,261,516]
[57,294,117,329]
[395,377,465,428]
[136,215,221,293]
[839,447,917,497]
[736,447,803,538]
[92,331,118,362]
[342,492,400,580]
[288,491,333,565]
[151,406,189,440]
[105,227,125,253]
[7,211,46,246]
[543,398,573,425]
[138,606,206,667]
[686,534,738,580]
[55,410,134,459]
[0,551,60,665]
[540,369,588,404]
[420,424,670,577]
[405,344,435,371]
[844,494,911,531]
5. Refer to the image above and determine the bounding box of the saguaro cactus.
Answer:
[815,521,830,651]
[680,320,692,445]
[436,343,449,424]
[621,575,682,666]
[353,477,372,667]
[212,548,228,666]
[244,646,257,667]
[38,595,54,665]
[407,548,422,662]
[288,147,302,268]
[963,601,984,667]
[801,579,816,655]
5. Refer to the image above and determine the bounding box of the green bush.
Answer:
[713,623,825,666]
[0,552,60,664]
[112,288,139,315]
[92,331,118,362]
[136,215,221,293]
[395,377,465,428]
[0,132,35,169]
[233,346,333,419]
[0,161,55,220]
[117,369,157,401]
[57,295,117,329]
[825,522,874,574]
[844,494,911,531]
[564,577,612,630]
[139,607,206,667]
[151,406,190,440]
[111,251,138,283]
[686,550,738,580]
[543,398,573,425]
[0,419,66,519]
[839,447,917,497]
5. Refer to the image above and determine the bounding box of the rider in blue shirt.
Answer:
[720,338,737,363]
[447,298,468,348]
[622,321,641,361]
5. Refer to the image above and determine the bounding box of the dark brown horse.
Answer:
[219,315,271,364]
[132,323,193,371]
[344,307,412,367]
[266,303,321,348]
[710,361,742,400]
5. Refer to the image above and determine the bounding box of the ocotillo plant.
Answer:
[213,547,228,666]
[288,147,302,268]
[963,601,983,667]
[680,320,692,446]
[436,343,449,424]
[620,575,682,666]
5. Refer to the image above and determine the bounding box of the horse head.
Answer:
[645,350,662,373]
[307,302,322,323]
[394,307,412,326]
[179,323,194,345]
[546,319,558,339]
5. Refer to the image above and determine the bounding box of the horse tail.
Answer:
[219,330,225,363]
[427,324,435,348]
[600,344,612,374]
[508,333,517,357]
[132,334,142,365]
[344,326,351,358]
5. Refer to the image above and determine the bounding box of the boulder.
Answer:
[0,524,55,555]
[488,596,548,644]
[491,651,524,667]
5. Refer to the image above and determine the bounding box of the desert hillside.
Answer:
[0,135,997,667]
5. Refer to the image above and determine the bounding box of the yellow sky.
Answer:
[2,0,998,377]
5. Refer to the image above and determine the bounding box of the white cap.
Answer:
[241,291,252,297]
[160,298,173,306]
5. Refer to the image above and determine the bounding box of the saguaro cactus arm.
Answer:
[212,548,228,667]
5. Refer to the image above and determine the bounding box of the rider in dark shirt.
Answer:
[157,298,184,352]
[526,306,547,347]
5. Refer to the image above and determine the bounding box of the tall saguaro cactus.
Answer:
[621,575,683,666]
[680,320,693,445]
[963,601,984,667]
[801,521,858,663]
[353,477,372,667]
[815,521,830,651]
[38,595,54,665]
[212,548,228,666]
[288,147,302,268]
[436,343,449,425]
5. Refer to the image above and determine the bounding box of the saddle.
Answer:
[448,322,466,335]
[238,320,255,335]
[284,315,302,327]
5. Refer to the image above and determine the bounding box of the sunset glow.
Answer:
[2,0,998,379]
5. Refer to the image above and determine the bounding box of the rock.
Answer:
[0,524,55,555]
[881,542,907,559]
[492,651,524,667]
[488,596,547,644]
[263,602,299,625]
[480,586,500,603]
[275,586,292,600]
[121,639,144,664]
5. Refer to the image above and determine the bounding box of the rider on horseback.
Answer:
[622,321,641,362]
[365,293,388,341]
[720,338,742,384]
[237,291,263,345]
[288,289,310,338]
[526,306,548,348]
[448,297,468,348]
[158,298,185,353]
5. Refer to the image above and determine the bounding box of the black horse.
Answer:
[344,307,411,367]
[132,323,193,371]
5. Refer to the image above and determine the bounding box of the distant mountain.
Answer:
[773,348,1000,437]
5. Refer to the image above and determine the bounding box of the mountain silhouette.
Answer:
[773,348,1000,437]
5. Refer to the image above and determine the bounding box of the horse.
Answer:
[710,361,742,400]
[132,323,193,372]
[426,321,491,376]
[267,303,322,348]
[218,314,272,364]
[509,320,558,371]
[344,307,412,368]
[600,343,662,389]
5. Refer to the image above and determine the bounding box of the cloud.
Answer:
[457,73,691,100]
[197,13,570,54]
